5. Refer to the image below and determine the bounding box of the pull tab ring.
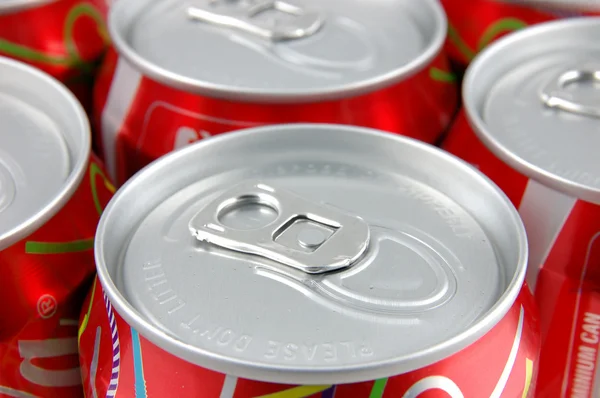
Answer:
[540,63,600,119]
[189,182,370,274]
[187,0,325,41]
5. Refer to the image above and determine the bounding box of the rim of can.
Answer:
[0,0,55,14]
[0,56,91,250]
[107,0,448,103]
[463,17,600,204]
[95,123,529,384]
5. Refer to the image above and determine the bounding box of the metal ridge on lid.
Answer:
[96,123,527,384]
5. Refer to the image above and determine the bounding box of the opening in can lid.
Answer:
[0,56,90,250]
[108,0,447,102]
[96,124,528,384]
[464,17,600,204]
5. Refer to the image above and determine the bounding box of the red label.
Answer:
[535,271,600,397]
[95,52,458,186]
[0,156,114,397]
[440,0,558,67]
[79,278,539,397]
[442,111,600,396]
[0,0,109,112]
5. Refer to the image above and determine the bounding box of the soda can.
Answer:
[0,0,109,113]
[0,56,114,397]
[442,17,600,397]
[440,0,599,69]
[79,123,540,397]
[94,0,458,186]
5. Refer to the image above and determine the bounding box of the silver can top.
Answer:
[464,17,600,204]
[108,0,446,102]
[0,56,90,250]
[96,124,527,384]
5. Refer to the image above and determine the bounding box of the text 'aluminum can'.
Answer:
[80,123,539,397]
[0,56,114,397]
[443,17,600,398]
[94,0,458,186]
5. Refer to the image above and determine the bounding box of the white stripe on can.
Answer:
[101,57,143,182]
[219,375,238,398]
[518,179,577,292]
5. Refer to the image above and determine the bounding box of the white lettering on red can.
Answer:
[36,294,57,319]
[174,126,212,149]
[402,376,464,398]
[570,312,600,398]
[18,319,81,388]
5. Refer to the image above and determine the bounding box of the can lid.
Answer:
[109,0,446,102]
[464,17,600,204]
[97,124,527,384]
[0,56,90,250]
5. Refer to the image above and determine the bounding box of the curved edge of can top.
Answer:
[0,0,55,14]
[463,16,600,205]
[0,56,91,250]
[94,123,528,385]
[107,0,448,103]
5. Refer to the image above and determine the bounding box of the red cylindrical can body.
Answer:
[444,110,600,398]
[79,277,539,397]
[94,0,458,187]
[0,0,109,112]
[0,154,114,397]
[82,122,540,398]
[443,15,600,395]
[440,0,599,68]
[0,55,115,397]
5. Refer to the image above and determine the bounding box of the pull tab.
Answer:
[187,0,325,41]
[189,182,370,274]
[540,62,600,119]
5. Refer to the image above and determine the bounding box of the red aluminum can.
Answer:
[79,123,540,397]
[0,0,109,113]
[94,0,458,186]
[440,0,599,68]
[0,56,114,397]
[442,18,600,397]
